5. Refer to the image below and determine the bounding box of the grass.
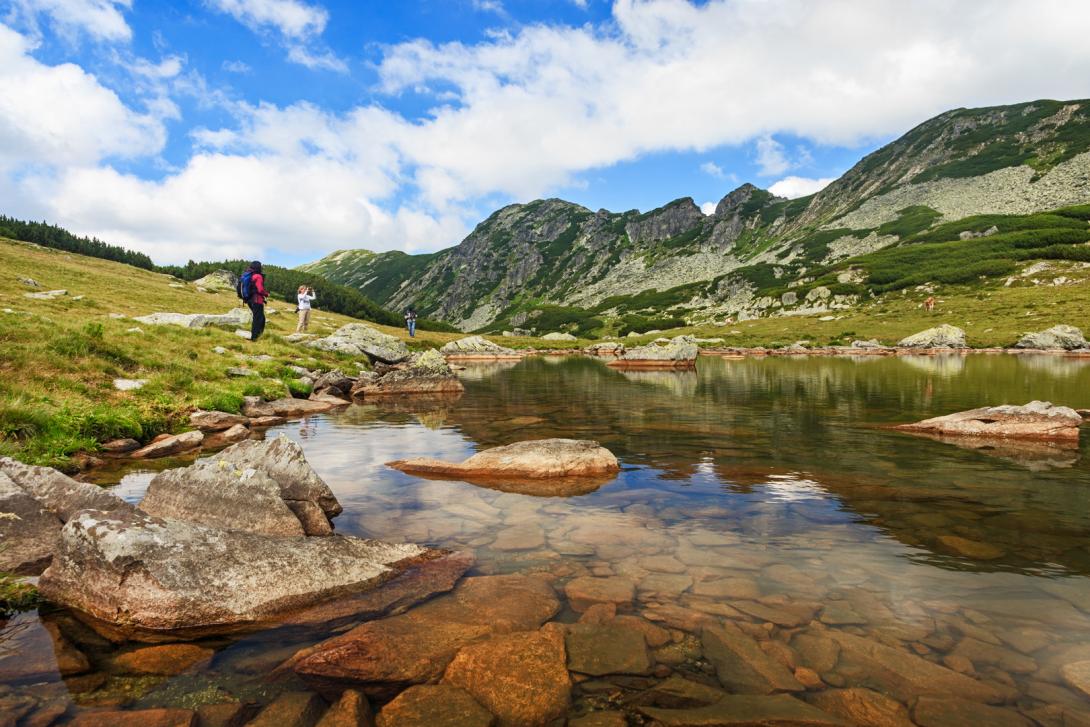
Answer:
[0,570,39,614]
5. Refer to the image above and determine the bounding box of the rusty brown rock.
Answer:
[129,431,204,459]
[564,576,636,613]
[202,424,251,449]
[189,410,249,432]
[315,689,375,727]
[247,691,326,727]
[702,623,804,694]
[112,644,214,675]
[806,688,913,727]
[912,696,1032,727]
[376,685,494,727]
[894,400,1082,442]
[68,708,196,727]
[566,623,652,676]
[388,439,619,479]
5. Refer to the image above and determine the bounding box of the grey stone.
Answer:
[113,378,147,391]
[897,324,966,348]
[134,308,252,329]
[24,289,67,300]
[440,336,519,357]
[129,431,205,459]
[0,472,62,574]
[307,323,410,364]
[1015,324,1089,350]
[0,457,130,521]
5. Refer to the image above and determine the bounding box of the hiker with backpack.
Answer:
[237,262,268,341]
[405,306,418,338]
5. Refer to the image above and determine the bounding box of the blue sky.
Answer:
[2,1,1089,266]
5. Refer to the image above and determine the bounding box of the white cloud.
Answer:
[286,44,347,72]
[755,136,790,176]
[11,0,132,42]
[768,175,836,199]
[699,200,716,215]
[471,0,505,13]
[222,59,252,73]
[206,0,327,39]
[699,161,725,179]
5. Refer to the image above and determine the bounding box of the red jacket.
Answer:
[250,272,268,305]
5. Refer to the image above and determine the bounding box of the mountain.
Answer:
[300,98,1090,333]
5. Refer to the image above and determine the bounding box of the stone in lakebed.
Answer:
[67,708,198,726]
[912,696,1032,727]
[643,674,728,708]
[353,350,465,398]
[806,687,913,727]
[111,644,214,676]
[247,691,327,727]
[894,400,1082,443]
[568,712,626,727]
[316,689,374,727]
[566,623,652,676]
[490,523,545,551]
[1062,660,1090,699]
[288,575,559,695]
[388,438,619,480]
[442,624,570,726]
[639,694,844,726]
[241,396,341,418]
[934,535,1005,561]
[608,337,698,369]
[565,576,636,612]
[702,624,804,694]
[791,630,841,674]
[377,685,494,727]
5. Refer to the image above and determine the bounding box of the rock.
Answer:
[307,324,410,364]
[440,336,520,359]
[566,623,652,676]
[20,277,41,287]
[67,708,197,726]
[247,691,326,727]
[613,615,671,648]
[782,291,798,306]
[113,378,147,391]
[249,415,287,428]
[210,437,343,524]
[639,695,844,726]
[586,342,625,356]
[935,535,1005,560]
[192,270,237,293]
[0,471,63,574]
[133,308,251,329]
[541,332,577,341]
[388,439,619,480]
[312,370,355,399]
[565,576,635,612]
[1015,324,1089,350]
[1062,660,1090,699]
[795,666,824,689]
[101,438,141,453]
[0,615,90,682]
[354,351,465,397]
[646,675,728,708]
[442,625,570,726]
[568,712,626,727]
[24,289,67,300]
[112,644,214,675]
[141,458,308,537]
[912,696,1032,727]
[316,689,375,727]
[0,457,129,521]
[38,508,432,640]
[289,575,559,695]
[212,346,228,354]
[491,523,544,551]
[702,624,804,694]
[202,423,251,449]
[129,430,205,459]
[195,702,250,727]
[241,397,340,418]
[226,367,257,377]
[376,685,494,727]
[894,400,1082,442]
[807,688,913,727]
[851,339,884,349]
[897,324,966,348]
[609,336,698,368]
[235,329,251,339]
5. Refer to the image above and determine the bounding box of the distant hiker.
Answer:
[296,285,317,333]
[237,261,268,341]
[924,295,936,313]
[405,307,418,338]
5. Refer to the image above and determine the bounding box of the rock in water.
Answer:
[38,508,432,640]
[129,431,205,459]
[376,685,494,727]
[0,471,63,574]
[387,439,619,480]
[353,350,465,397]
[190,410,250,432]
[439,336,521,359]
[307,324,410,364]
[241,397,342,418]
[133,308,251,329]
[894,400,1082,442]
[1014,324,1090,350]
[608,336,698,368]
[0,457,130,521]
[638,695,844,726]
[586,342,624,356]
[897,324,966,348]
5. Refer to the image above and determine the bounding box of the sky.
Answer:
[2,1,1090,267]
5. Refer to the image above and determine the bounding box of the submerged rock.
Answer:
[387,439,619,480]
[38,508,431,641]
[439,336,520,359]
[897,324,966,348]
[354,350,465,397]
[376,685,494,727]
[807,688,913,727]
[307,324,410,364]
[133,308,251,329]
[639,695,844,726]
[1014,324,1090,350]
[702,623,804,694]
[609,336,698,368]
[894,400,1082,442]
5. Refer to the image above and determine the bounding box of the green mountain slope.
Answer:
[302,98,1090,333]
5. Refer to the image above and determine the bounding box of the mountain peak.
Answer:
[714,183,779,218]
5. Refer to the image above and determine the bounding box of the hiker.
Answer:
[296,285,317,333]
[924,295,936,313]
[237,261,268,341]
[405,306,418,338]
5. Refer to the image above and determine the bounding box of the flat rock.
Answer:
[702,623,804,694]
[203,423,251,449]
[101,438,141,453]
[569,712,626,726]
[807,688,913,727]
[134,308,251,329]
[354,350,465,397]
[67,708,197,726]
[388,438,619,479]
[0,471,63,574]
[898,324,966,348]
[112,644,214,675]
[316,689,375,727]
[566,623,652,676]
[130,431,204,459]
[289,575,559,695]
[440,336,520,359]
[38,508,432,640]
[645,675,728,708]
[935,535,1005,560]
[242,397,340,418]
[248,415,287,428]
[0,457,129,521]
[1015,324,1089,350]
[609,336,698,368]
[565,576,636,612]
[307,324,410,364]
[442,624,570,726]
[24,289,67,300]
[189,410,249,432]
[895,400,1082,442]
[247,691,326,727]
[912,696,1032,727]
[639,694,845,726]
[1062,660,1090,699]
[376,685,494,727]
[113,378,147,391]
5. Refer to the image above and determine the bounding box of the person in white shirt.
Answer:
[296,286,317,332]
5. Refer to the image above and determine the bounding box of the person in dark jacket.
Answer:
[246,261,268,341]
[405,306,418,337]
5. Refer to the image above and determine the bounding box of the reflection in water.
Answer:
[5,354,1090,723]
[1018,353,1090,378]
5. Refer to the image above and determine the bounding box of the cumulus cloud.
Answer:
[699,200,716,215]
[205,0,346,71]
[222,59,252,73]
[11,0,132,41]
[699,161,725,178]
[768,176,836,199]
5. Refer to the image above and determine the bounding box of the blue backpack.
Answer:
[236,271,254,301]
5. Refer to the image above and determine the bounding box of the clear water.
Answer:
[4,353,1090,723]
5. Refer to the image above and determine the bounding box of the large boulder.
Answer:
[897,324,966,348]
[311,370,355,399]
[586,342,624,356]
[894,400,1082,442]
[0,471,63,574]
[353,350,465,398]
[192,270,237,293]
[608,336,698,368]
[541,332,577,341]
[241,396,343,418]
[439,336,520,359]
[38,508,434,640]
[1014,324,1090,350]
[387,439,619,480]
[0,457,130,521]
[133,308,251,329]
[307,324,410,364]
